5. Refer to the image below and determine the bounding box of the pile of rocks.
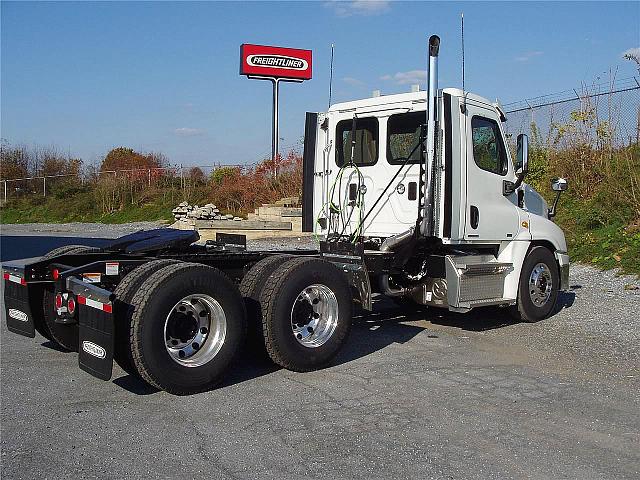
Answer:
[172,202,242,222]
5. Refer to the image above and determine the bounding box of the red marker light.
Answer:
[67,297,76,315]
[55,293,63,309]
[52,269,60,280]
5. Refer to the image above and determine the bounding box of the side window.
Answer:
[336,117,378,167]
[471,116,508,175]
[387,111,424,164]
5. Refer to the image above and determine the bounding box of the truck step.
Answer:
[445,254,512,309]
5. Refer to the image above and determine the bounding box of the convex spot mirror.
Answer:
[515,133,529,174]
[551,177,568,192]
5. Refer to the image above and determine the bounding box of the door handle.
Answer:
[408,182,417,201]
[349,183,357,201]
[470,205,479,229]
[502,180,516,196]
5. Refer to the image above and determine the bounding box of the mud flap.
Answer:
[4,277,36,338]
[77,298,114,381]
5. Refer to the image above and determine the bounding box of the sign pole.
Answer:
[240,44,312,178]
[272,78,280,177]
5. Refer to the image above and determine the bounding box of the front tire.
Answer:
[510,246,559,322]
[129,262,247,395]
[258,257,352,372]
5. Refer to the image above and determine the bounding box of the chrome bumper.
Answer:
[555,252,570,291]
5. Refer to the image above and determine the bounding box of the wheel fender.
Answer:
[497,240,531,301]
[528,213,568,253]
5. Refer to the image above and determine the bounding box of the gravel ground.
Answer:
[0,221,168,236]
[1,223,639,479]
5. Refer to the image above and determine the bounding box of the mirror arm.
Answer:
[513,170,526,191]
[548,190,562,219]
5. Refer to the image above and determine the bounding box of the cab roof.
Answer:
[327,88,496,113]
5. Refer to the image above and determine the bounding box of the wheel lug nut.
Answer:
[200,327,208,334]
[296,333,302,339]
[192,342,199,350]
[307,327,314,333]
[178,350,186,358]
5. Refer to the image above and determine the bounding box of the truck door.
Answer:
[331,115,379,238]
[383,111,423,229]
[464,104,520,240]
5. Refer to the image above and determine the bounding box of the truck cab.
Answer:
[302,38,569,319]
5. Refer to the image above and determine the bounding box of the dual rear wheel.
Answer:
[121,257,352,394]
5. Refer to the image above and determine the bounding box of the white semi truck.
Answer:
[3,36,569,395]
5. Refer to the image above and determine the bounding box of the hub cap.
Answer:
[290,284,339,348]
[529,262,553,307]
[164,294,226,367]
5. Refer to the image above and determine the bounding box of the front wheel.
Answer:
[510,246,559,323]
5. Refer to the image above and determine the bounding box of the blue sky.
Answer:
[1,1,638,167]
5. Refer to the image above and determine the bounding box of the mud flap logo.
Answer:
[8,309,28,322]
[82,341,106,359]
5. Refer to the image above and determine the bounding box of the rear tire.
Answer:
[42,245,100,351]
[113,259,181,376]
[258,257,352,372]
[239,255,292,352]
[129,262,247,395]
[42,244,97,260]
[510,246,559,323]
[34,245,96,341]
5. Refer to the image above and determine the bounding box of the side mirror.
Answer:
[515,133,529,175]
[551,177,568,192]
[548,177,568,219]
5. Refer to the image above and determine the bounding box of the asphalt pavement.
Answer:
[1,227,639,479]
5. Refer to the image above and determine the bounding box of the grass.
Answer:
[0,189,176,224]
[554,195,640,276]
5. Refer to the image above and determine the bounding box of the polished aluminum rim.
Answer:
[164,294,226,367]
[290,284,339,348]
[529,262,553,307]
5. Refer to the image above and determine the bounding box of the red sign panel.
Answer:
[240,44,312,80]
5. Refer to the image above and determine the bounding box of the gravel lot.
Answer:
[1,223,639,479]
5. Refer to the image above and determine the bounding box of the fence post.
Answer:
[4,180,6,203]
[148,169,151,187]
[632,107,640,146]
[43,177,46,197]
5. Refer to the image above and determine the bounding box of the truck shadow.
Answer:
[0,235,111,262]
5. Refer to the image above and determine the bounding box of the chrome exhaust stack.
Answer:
[420,35,440,237]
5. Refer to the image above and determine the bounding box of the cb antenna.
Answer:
[461,12,465,92]
[328,43,335,108]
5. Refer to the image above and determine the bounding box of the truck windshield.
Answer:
[336,117,378,167]
[387,111,423,165]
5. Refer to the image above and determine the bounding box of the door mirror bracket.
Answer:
[513,134,529,191]
[548,177,568,219]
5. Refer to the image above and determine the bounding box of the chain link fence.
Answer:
[1,164,255,204]
[503,76,640,148]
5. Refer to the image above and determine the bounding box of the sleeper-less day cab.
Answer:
[3,35,569,395]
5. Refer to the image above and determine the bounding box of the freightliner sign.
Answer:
[240,44,312,80]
